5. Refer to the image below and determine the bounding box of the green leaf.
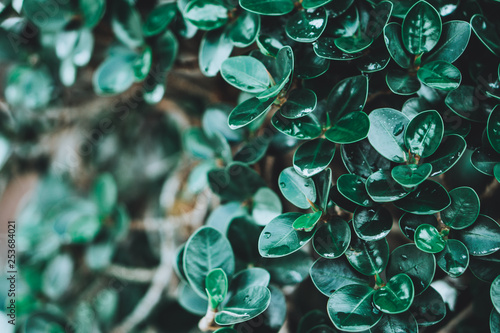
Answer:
[363,1,393,39]
[5,65,53,109]
[341,139,392,179]
[234,134,271,164]
[327,284,382,331]
[384,23,411,69]
[402,0,442,54]
[487,105,500,153]
[453,214,500,256]
[184,0,227,30]
[325,112,370,144]
[221,56,270,93]
[414,224,446,253]
[365,170,410,203]
[280,89,317,119]
[471,146,500,176]
[24,0,76,30]
[293,138,336,177]
[417,60,461,91]
[229,268,270,294]
[208,162,266,201]
[293,211,323,232]
[279,167,317,209]
[386,69,421,95]
[345,237,389,276]
[402,97,432,119]
[370,313,418,333]
[43,254,74,300]
[313,217,351,259]
[469,251,500,282]
[405,110,444,158]
[367,108,410,163]
[495,164,500,182]
[302,0,335,9]
[259,212,314,257]
[391,163,432,187]
[424,20,471,63]
[491,309,500,333]
[286,7,328,43]
[142,3,177,37]
[80,0,106,29]
[206,268,228,309]
[298,310,330,333]
[399,213,439,240]
[215,286,271,325]
[337,174,374,207]
[493,278,500,323]
[425,134,466,176]
[295,46,330,79]
[239,0,294,15]
[313,37,364,60]
[228,97,275,129]
[199,28,233,77]
[314,168,332,211]
[326,75,368,124]
[445,85,490,122]
[272,112,322,139]
[111,0,144,49]
[252,187,282,226]
[183,227,235,298]
[470,14,500,56]
[394,180,450,214]
[228,10,260,48]
[356,39,392,73]
[310,257,370,296]
[436,239,469,277]
[410,286,446,326]
[441,186,480,229]
[178,282,208,315]
[386,243,436,295]
[261,250,313,285]
[373,274,415,314]
[353,206,393,241]
[92,173,117,216]
[335,35,373,54]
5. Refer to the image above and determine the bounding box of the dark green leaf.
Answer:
[337,174,374,207]
[341,139,392,179]
[272,112,322,139]
[298,310,331,333]
[302,0,335,9]
[362,1,393,39]
[228,97,275,129]
[402,0,442,54]
[208,162,266,201]
[491,309,500,333]
[394,180,450,214]
[80,0,106,29]
[370,313,418,333]
[453,214,500,256]
[487,105,500,153]
[329,185,359,213]
[424,20,471,63]
[215,286,271,325]
[261,250,313,285]
[286,7,327,43]
[325,112,370,144]
[384,23,411,69]
[441,186,480,229]
[239,0,294,15]
[373,274,415,314]
[469,251,500,282]
[228,11,260,47]
[405,110,444,158]
[327,284,382,331]
[293,211,323,232]
[252,187,282,226]
[470,14,500,56]
[414,224,446,253]
[391,163,432,187]
[410,286,446,326]
[471,146,500,176]
[386,69,421,95]
[229,268,270,294]
[436,239,469,277]
[399,213,439,241]
[92,173,117,216]
[425,134,466,176]
[313,38,364,60]
[345,237,389,276]
[183,227,235,298]
[184,0,227,30]
[234,135,271,164]
[367,108,410,163]
[326,75,368,124]
[402,97,432,119]
[142,3,177,37]
[335,35,373,54]
[206,268,228,309]
[417,60,461,91]
[295,46,330,79]
[493,277,500,319]
[366,170,410,203]
[280,89,317,119]
[259,213,314,257]
[356,38,391,73]
[279,167,317,209]
[314,168,332,211]
[178,282,208,315]
[353,206,392,241]
[293,139,335,178]
[387,243,436,295]
[221,56,270,93]
[445,85,490,122]
[313,217,351,259]
[111,0,144,49]
[199,28,233,77]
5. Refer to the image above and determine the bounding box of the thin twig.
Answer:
[105,265,156,284]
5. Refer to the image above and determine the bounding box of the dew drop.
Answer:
[401,254,408,260]
[280,182,286,188]
[398,265,403,271]
[264,232,272,239]
[304,183,310,187]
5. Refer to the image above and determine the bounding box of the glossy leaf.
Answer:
[399,213,439,241]
[414,224,446,253]
[391,163,432,187]
[93,55,135,96]
[314,168,332,211]
[363,1,393,39]
[436,239,469,277]
[280,89,317,119]
[386,69,421,95]
[441,186,480,229]
[366,170,410,203]
[327,284,382,331]
[402,0,442,54]
[293,138,336,177]
[424,20,471,63]
[469,251,500,282]
[183,227,235,298]
[470,14,500,56]
[471,146,500,176]
[228,11,260,48]
[337,174,373,207]
[335,35,373,54]
[295,46,330,79]
[279,167,317,209]
[491,309,500,333]
[384,23,411,69]
[261,250,312,285]
[184,0,227,30]
[208,162,266,201]
[367,108,410,163]
[370,313,418,333]
[313,37,364,60]
[221,56,270,93]
[326,75,368,124]
[417,60,461,91]
[240,0,294,15]
[387,243,436,295]
[215,286,271,325]
[259,212,314,257]
[402,97,432,119]
[199,28,233,77]
[373,274,415,314]
[286,8,327,43]
[143,3,177,37]
[178,282,209,315]
[206,268,228,309]
[353,206,393,241]
[425,134,466,176]
[410,286,446,326]
[445,85,490,122]
[345,237,389,276]
[252,187,282,226]
[394,180,450,214]
[492,275,500,314]
[405,110,444,158]
[453,214,500,256]
[341,139,392,179]
[313,217,351,259]
[325,112,370,144]
[329,185,359,213]
[356,38,391,73]
[487,105,500,153]
[293,211,323,232]
[228,97,275,129]
[272,112,322,140]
